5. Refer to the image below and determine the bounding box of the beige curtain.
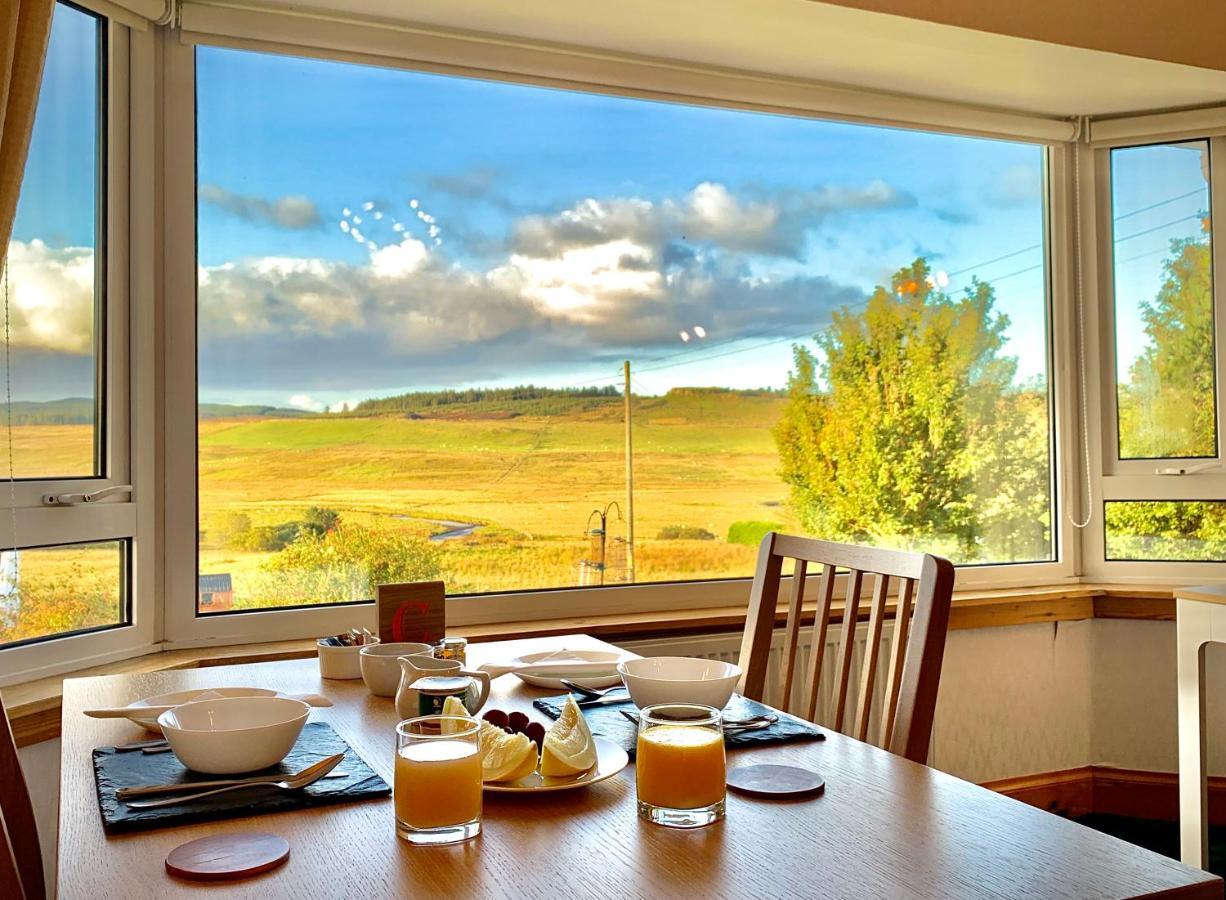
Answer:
[0,0,55,270]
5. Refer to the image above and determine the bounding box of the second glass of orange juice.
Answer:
[395,715,482,845]
[636,703,725,827]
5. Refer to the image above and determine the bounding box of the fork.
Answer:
[560,679,626,699]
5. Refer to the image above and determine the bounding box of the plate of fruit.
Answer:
[443,696,628,792]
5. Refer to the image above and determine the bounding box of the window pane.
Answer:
[1112,142,1217,459]
[5,2,102,478]
[196,48,1054,611]
[0,540,128,646]
[1105,501,1226,561]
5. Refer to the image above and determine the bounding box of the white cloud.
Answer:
[288,393,324,411]
[370,237,429,278]
[4,240,95,354]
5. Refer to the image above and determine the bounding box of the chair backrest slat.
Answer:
[802,563,837,722]
[830,568,864,733]
[880,577,916,749]
[0,690,43,899]
[854,572,890,741]
[738,533,954,764]
[778,559,808,714]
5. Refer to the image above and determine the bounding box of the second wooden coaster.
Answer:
[165,832,290,882]
[726,764,825,799]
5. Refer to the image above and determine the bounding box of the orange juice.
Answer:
[395,739,482,829]
[636,725,726,809]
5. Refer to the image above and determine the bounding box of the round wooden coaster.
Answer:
[165,832,290,882]
[726,764,825,799]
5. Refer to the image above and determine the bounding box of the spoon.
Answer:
[617,709,778,730]
[124,753,344,809]
[560,679,626,699]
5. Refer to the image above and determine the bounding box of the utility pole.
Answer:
[624,360,635,583]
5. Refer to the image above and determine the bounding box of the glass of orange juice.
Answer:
[395,715,483,845]
[636,703,725,828]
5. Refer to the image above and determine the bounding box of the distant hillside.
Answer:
[354,385,622,418]
[0,398,94,425]
[199,403,316,419]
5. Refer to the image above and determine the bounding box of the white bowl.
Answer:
[158,696,311,774]
[317,636,380,680]
[360,642,433,696]
[618,656,742,710]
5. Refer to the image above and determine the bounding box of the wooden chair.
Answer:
[0,689,43,899]
[737,532,955,764]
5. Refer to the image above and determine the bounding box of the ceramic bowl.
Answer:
[317,636,380,680]
[617,656,742,710]
[359,642,433,696]
[157,696,311,774]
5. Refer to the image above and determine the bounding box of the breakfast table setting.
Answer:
[57,633,1223,899]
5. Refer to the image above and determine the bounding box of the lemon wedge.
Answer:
[540,696,597,776]
[479,721,537,782]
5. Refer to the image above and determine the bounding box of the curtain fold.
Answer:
[0,0,56,271]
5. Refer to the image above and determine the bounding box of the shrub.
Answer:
[727,520,783,547]
[656,525,715,540]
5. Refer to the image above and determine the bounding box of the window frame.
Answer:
[0,4,155,684]
[159,26,1077,649]
[1084,120,1226,581]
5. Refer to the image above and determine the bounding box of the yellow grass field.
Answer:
[8,390,798,617]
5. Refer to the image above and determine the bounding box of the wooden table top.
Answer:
[1176,584,1226,606]
[59,634,1222,899]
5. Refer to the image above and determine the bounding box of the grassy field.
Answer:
[196,389,796,601]
[0,389,797,612]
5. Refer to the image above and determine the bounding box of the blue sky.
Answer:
[9,9,1205,413]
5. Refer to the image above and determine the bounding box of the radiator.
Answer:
[619,622,895,739]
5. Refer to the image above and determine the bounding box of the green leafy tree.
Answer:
[774,258,1048,561]
[1118,232,1215,457]
[258,523,441,605]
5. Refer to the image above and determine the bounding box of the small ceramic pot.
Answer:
[317,636,380,680]
[359,642,433,696]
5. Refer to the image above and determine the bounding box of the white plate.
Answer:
[124,688,284,733]
[510,649,626,690]
[484,738,628,793]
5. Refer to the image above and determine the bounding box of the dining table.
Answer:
[59,633,1223,899]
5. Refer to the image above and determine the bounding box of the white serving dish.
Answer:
[318,636,380,680]
[158,696,311,774]
[617,656,741,710]
[509,649,627,690]
[360,641,433,696]
[484,738,628,793]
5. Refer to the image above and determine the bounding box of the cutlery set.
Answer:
[118,754,348,808]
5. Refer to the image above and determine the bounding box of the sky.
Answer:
[7,3,1208,414]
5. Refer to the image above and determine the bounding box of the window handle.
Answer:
[1155,463,1218,476]
[42,485,133,506]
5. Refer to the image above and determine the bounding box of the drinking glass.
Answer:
[394,715,482,845]
[635,703,725,827]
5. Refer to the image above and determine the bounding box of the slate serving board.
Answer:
[92,722,389,834]
[532,693,823,758]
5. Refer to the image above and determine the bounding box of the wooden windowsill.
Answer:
[0,582,1185,747]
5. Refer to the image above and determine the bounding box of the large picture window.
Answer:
[194,47,1055,613]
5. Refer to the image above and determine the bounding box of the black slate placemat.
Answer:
[92,721,389,834]
[532,693,823,758]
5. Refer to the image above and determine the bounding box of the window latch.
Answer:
[42,484,133,506]
[1155,462,1218,476]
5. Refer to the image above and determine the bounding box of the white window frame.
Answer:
[1082,112,1226,582]
[0,3,157,684]
[157,10,1078,650]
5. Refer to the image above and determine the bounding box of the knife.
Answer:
[576,694,634,708]
[116,770,351,800]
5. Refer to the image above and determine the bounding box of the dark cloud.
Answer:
[200,184,323,230]
[933,208,976,225]
[426,166,515,212]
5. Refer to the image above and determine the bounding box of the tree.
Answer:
[1117,232,1215,457]
[774,258,1048,560]
[258,522,441,605]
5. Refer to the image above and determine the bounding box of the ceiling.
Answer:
[233,0,1226,117]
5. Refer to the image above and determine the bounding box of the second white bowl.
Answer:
[618,656,741,710]
[158,696,311,774]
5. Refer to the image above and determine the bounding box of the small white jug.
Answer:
[395,655,491,719]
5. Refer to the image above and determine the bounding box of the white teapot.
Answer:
[395,654,491,719]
